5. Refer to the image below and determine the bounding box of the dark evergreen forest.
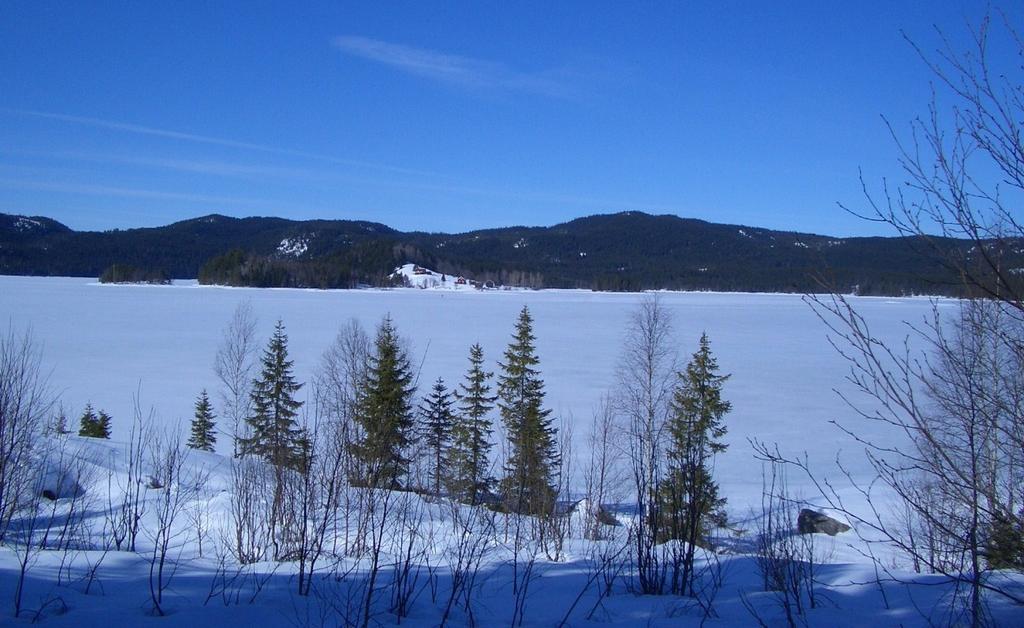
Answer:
[1,211,1013,295]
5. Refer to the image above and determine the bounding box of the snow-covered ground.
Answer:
[1,276,1020,626]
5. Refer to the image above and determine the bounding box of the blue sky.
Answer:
[0,1,1013,235]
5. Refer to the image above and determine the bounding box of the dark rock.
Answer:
[797,508,850,536]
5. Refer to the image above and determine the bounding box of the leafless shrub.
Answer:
[389,490,429,620]
[146,430,208,616]
[230,454,272,564]
[747,457,822,628]
[109,393,153,552]
[439,500,496,628]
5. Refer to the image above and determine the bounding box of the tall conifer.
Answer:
[352,315,416,487]
[418,377,455,495]
[450,343,496,504]
[497,306,558,515]
[657,332,730,595]
[238,320,305,470]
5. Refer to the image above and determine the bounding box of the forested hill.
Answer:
[0,210,1001,295]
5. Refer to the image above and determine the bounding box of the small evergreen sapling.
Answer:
[187,389,217,452]
[51,410,70,435]
[78,403,111,439]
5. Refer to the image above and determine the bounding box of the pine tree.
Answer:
[657,332,730,595]
[238,320,306,470]
[497,306,559,515]
[418,377,455,495]
[78,404,111,438]
[352,315,416,488]
[187,389,218,452]
[449,343,496,504]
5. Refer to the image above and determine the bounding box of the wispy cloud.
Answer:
[3,148,332,181]
[0,149,673,221]
[0,109,434,177]
[332,36,578,97]
[0,177,270,206]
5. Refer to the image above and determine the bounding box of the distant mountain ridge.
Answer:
[0,210,1002,295]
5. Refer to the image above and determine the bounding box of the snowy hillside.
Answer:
[389,263,483,290]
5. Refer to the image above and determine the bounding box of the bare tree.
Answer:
[315,318,370,434]
[294,397,348,597]
[313,319,370,556]
[803,284,1024,624]
[841,13,1024,310]
[0,326,52,543]
[617,294,678,594]
[796,12,1024,626]
[540,416,573,562]
[214,300,258,456]
[582,395,626,541]
[0,328,59,618]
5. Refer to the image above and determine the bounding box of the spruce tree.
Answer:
[657,332,730,595]
[449,343,496,504]
[238,320,306,470]
[188,389,218,452]
[78,403,98,437]
[78,404,111,438]
[418,377,455,495]
[352,315,416,487]
[497,306,559,515]
[96,411,112,439]
[52,411,70,435]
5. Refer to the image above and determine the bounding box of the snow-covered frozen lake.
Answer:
[0,276,951,516]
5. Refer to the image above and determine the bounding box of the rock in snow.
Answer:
[797,508,851,536]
